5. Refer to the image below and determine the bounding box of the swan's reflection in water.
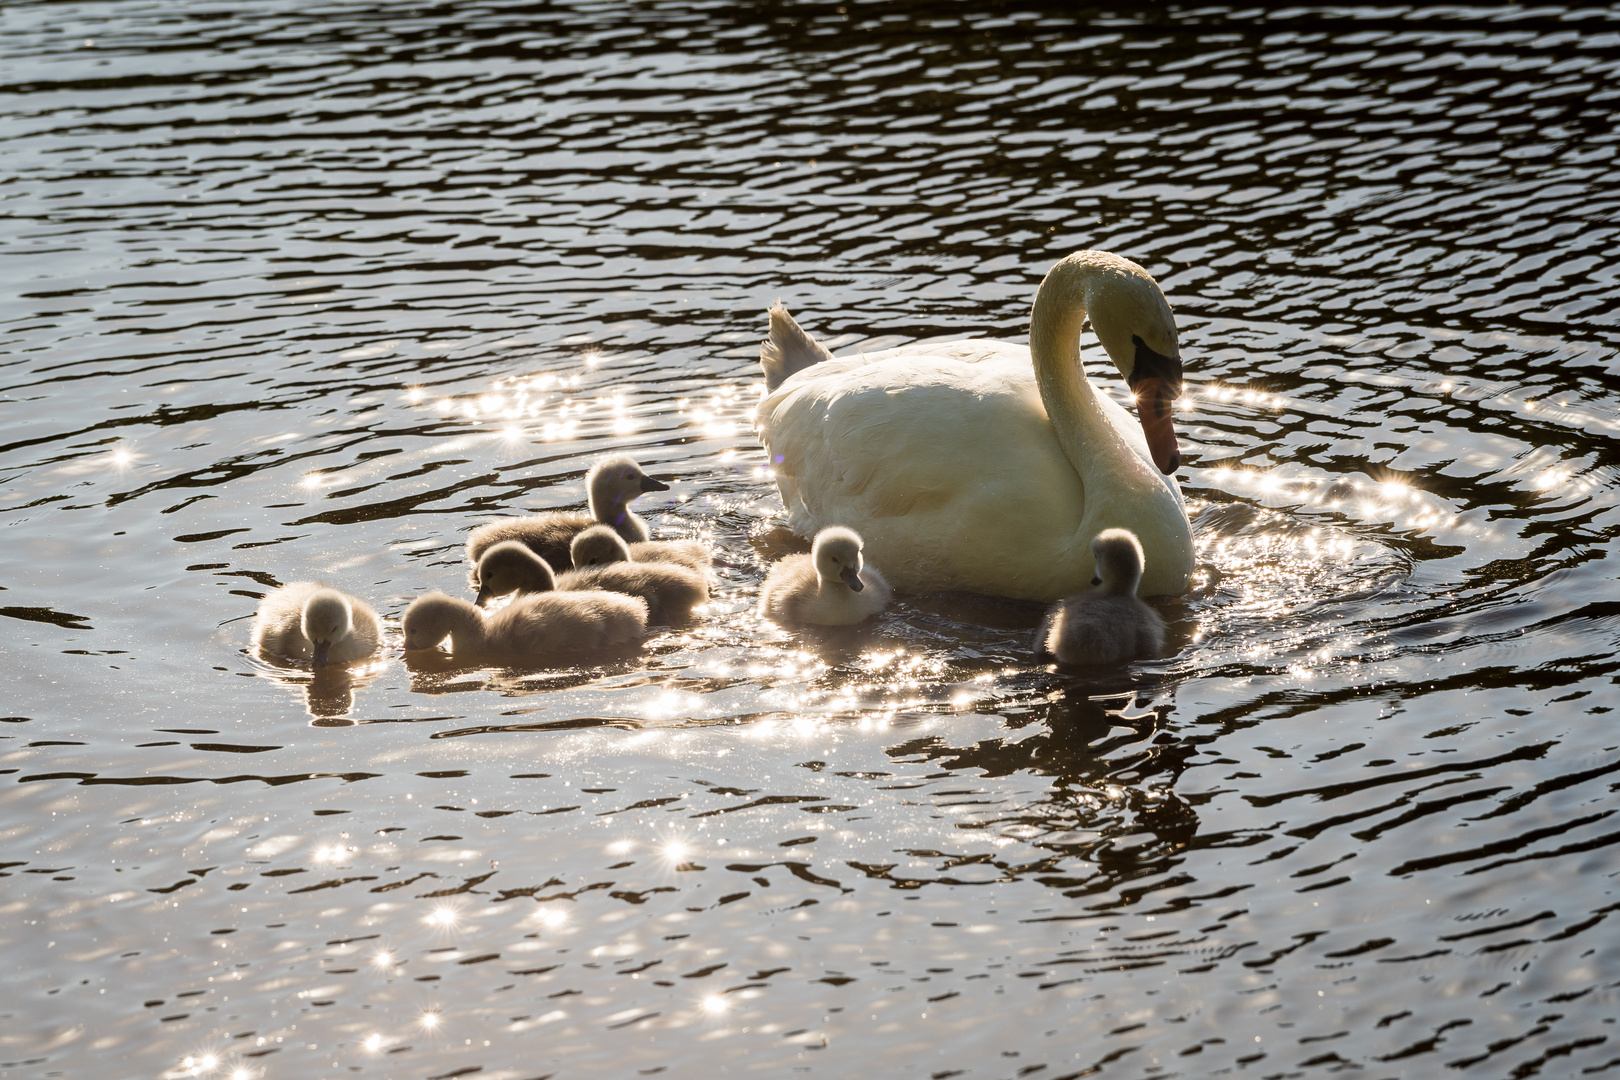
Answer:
[855,683,1199,896]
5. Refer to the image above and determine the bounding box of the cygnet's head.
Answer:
[1090,528,1146,597]
[475,541,557,606]
[301,589,354,668]
[587,455,669,514]
[570,524,633,568]
[812,526,866,592]
[402,591,473,652]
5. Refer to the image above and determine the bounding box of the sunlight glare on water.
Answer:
[2,2,1618,1078]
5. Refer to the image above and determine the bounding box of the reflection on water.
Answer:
[3,2,1619,1077]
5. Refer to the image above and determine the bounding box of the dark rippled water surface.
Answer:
[5,3,1620,1077]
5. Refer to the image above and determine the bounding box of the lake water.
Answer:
[4,3,1619,1077]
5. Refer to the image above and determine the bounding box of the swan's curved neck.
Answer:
[1028,261,1116,488]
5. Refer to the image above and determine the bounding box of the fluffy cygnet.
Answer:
[252,582,381,668]
[474,539,708,625]
[402,588,646,662]
[464,455,670,578]
[569,523,711,574]
[758,525,892,626]
[1039,528,1166,665]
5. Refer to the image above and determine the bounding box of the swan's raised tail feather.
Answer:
[760,301,835,391]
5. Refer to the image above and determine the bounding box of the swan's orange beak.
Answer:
[1135,376,1180,475]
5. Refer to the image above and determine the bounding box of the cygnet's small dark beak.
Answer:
[311,640,332,669]
[640,475,671,493]
[840,566,864,591]
[474,589,492,608]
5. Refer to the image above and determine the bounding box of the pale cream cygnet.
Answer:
[758,525,892,626]
[473,539,708,625]
[569,523,711,574]
[252,582,381,668]
[402,588,646,663]
[464,455,670,578]
[1040,528,1166,665]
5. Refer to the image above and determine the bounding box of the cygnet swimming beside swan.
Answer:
[473,539,708,625]
[252,582,381,668]
[569,523,711,574]
[464,455,670,578]
[1038,528,1166,665]
[402,588,646,662]
[758,525,892,626]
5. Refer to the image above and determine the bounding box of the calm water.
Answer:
[4,3,1619,1077]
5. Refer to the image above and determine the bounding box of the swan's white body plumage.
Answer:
[251,582,381,666]
[754,252,1194,601]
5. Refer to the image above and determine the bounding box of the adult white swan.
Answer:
[753,250,1194,601]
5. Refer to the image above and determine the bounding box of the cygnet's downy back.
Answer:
[474,537,707,624]
[403,588,646,663]
[463,455,670,579]
[1039,528,1166,665]
[571,523,711,574]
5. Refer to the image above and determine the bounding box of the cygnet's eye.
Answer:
[1091,576,1101,587]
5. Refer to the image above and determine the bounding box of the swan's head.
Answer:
[1090,528,1146,597]
[587,455,669,515]
[301,589,355,668]
[474,541,556,606]
[571,524,633,568]
[812,526,866,591]
[1076,252,1184,476]
[402,591,476,652]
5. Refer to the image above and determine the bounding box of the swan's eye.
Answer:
[1091,577,1101,587]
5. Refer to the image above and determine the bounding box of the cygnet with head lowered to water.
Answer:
[252,582,381,668]
[1038,528,1166,665]
[402,585,646,663]
[473,539,708,625]
[569,523,711,575]
[464,455,671,578]
[758,525,892,626]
